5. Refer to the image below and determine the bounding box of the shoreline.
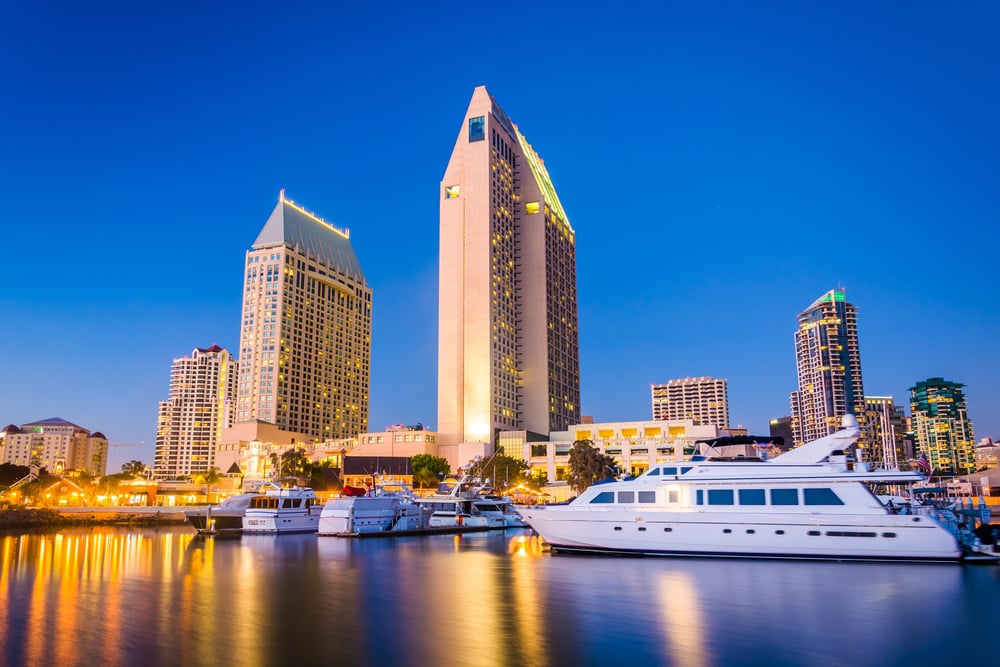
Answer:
[0,507,189,531]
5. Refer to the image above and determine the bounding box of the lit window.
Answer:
[526,201,540,214]
[445,185,460,199]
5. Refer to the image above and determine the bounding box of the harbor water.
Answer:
[2,526,998,667]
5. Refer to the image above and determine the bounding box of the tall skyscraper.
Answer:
[910,377,976,475]
[651,377,729,429]
[789,288,866,447]
[153,344,233,479]
[438,86,580,446]
[235,192,371,443]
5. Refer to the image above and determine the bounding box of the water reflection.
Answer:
[2,527,998,667]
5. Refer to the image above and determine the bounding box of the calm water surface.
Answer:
[1,526,997,667]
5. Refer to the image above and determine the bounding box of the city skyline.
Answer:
[2,3,997,472]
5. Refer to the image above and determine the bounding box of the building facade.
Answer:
[438,86,580,447]
[505,419,726,489]
[153,344,234,480]
[910,377,976,475]
[768,416,794,451]
[789,289,867,447]
[235,192,372,443]
[863,395,907,470]
[0,417,108,475]
[651,377,729,428]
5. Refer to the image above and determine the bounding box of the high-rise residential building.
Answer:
[789,288,867,447]
[438,86,580,447]
[864,395,907,470]
[651,377,729,429]
[235,192,371,443]
[152,344,234,480]
[910,377,976,475]
[0,418,108,475]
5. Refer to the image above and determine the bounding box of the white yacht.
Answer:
[523,416,991,563]
[242,486,321,534]
[318,478,426,536]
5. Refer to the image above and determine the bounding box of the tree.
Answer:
[466,454,529,490]
[567,440,618,493]
[279,448,313,480]
[195,467,221,501]
[528,469,549,489]
[411,453,450,490]
[121,460,146,476]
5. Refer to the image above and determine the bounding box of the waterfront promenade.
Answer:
[0,506,187,530]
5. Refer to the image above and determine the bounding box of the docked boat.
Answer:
[318,478,426,536]
[318,474,527,536]
[523,415,997,563]
[184,492,259,535]
[242,485,321,534]
[473,495,529,528]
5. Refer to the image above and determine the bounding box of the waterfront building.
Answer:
[789,288,867,447]
[910,377,976,475]
[215,420,326,488]
[152,344,234,480]
[235,192,372,444]
[504,419,726,488]
[0,417,108,475]
[975,439,998,470]
[651,377,729,428]
[438,86,580,449]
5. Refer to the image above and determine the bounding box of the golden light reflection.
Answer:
[508,533,549,664]
[658,571,709,667]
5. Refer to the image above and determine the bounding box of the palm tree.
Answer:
[196,467,222,503]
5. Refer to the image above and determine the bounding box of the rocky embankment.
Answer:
[0,507,188,531]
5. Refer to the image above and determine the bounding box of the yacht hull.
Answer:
[524,508,963,562]
[242,514,320,534]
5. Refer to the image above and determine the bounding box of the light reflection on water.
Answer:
[1,527,997,667]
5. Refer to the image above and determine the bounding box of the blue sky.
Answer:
[2,1,997,472]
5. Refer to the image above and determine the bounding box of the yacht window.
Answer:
[826,530,876,537]
[770,488,799,505]
[638,491,656,503]
[663,467,677,475]
[668,490,679,503]
[590,491,615,504]
[647,468,660,476]
[696,490,704,505]
[618,491,635,503]
[708,489,734,505]
[680,467,692,474]
[803,488,845,506]
[738,489,766,505]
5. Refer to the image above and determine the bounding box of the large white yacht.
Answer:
[242,486,321,534]
[523,416,989,563]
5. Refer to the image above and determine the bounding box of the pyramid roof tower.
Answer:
[254,191,365,282]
